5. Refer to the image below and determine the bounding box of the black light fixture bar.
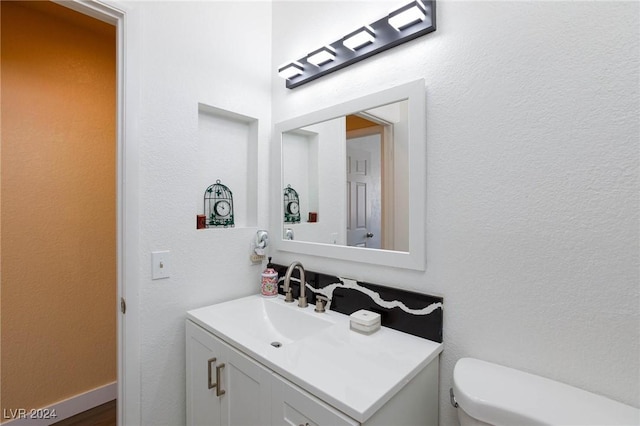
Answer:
[281,0,436,89]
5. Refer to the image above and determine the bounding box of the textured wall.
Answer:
[1,0,116,412]
[125,2,273,424]
[271,1,640,425]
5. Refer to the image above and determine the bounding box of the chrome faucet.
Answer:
[283,261,307,308]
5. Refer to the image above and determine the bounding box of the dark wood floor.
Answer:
[52,400,116,426]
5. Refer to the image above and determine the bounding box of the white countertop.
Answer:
[187,294,443,422]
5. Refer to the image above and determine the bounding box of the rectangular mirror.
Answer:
[272,79,426,270]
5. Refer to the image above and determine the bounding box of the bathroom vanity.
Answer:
[186,294,442,425]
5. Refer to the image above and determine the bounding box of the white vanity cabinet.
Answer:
[187,317,440,426]
[186,320,272,426]
[186,296,443,426]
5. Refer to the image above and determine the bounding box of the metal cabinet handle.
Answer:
[207,357,226,397]
[207,357,217,389]
[215,363,226,397]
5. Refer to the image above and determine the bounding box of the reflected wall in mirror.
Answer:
[282,101,409,252]
[273,79,426,270]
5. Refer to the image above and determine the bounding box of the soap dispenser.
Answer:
[261,257,278,298]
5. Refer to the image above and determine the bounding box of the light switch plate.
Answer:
[152,250,170,280]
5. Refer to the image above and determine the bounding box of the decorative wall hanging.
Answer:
[278,0,436,89]
[283,185,301,224]
[204,180,235,228]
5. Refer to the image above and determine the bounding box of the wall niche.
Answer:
[197,103,258,229]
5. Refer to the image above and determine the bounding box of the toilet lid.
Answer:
[453,358,639,426]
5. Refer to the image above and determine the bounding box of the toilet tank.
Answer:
[452,358,639,426]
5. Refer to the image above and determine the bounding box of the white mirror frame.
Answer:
[272,79,426,271]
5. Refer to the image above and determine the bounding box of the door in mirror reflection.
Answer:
[346,123,381,248]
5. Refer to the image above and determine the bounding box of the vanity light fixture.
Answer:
[278,0,435,89]
[307,46,336,67]
[343,26,376,51]
[278,62,304,80]
[388,0,427,31]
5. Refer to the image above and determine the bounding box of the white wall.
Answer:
[301,119,347,244]
[122,2,272,424]
[283,131,314,218]
[271,1,639,425]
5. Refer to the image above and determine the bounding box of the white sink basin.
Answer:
[259,297,333,343]
[188,295,333,346]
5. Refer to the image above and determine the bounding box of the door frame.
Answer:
[52,1,140,425]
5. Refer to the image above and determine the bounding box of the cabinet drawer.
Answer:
[272,374,358,426]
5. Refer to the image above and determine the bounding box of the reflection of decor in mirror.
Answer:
[277,0,436,89]
[283,185,301,224]
[272,79,426,270]
[204,180,234,228]
[284,228,294,240]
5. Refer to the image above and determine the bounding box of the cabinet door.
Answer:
[271,375,358,426]
[187,320,272,426]
[221,345,272,426]
[186,320,226,426]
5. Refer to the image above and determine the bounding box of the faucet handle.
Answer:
[314,296,328,313]
[284,288,294,303]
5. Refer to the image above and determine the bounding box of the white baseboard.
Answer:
[1,382,117,426]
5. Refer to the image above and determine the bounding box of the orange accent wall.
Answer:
[1,1,116,412]
[346,114,379,132]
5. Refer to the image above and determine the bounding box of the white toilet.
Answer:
[451,357,640,426]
